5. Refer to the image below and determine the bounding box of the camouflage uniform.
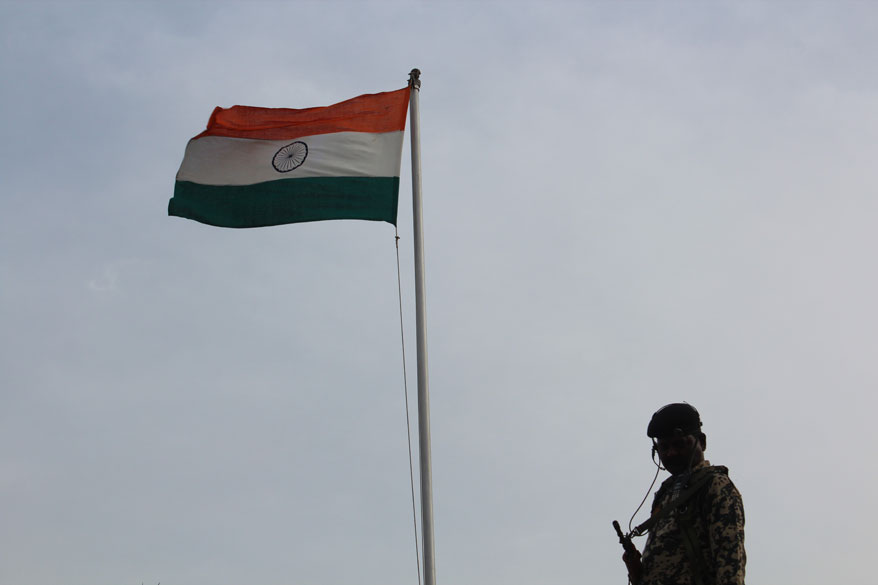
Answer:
[640,460,746,585]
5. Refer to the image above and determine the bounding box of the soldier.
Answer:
[622,403,746,585]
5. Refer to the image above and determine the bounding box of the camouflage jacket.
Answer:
[640,461,746,585]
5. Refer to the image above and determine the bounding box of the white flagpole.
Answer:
[408,68,436,585]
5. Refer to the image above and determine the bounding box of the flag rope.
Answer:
[395,228,423,585]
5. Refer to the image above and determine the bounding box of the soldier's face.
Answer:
[655,434,703,474]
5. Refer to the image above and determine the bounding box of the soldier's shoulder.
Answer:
[702,464,743,500]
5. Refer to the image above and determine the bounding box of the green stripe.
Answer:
[169,177,399,228]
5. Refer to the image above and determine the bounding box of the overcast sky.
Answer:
[2,1,877,584]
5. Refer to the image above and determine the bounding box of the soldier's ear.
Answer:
[699,433,707,451]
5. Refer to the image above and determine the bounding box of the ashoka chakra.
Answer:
[272,141,308,172]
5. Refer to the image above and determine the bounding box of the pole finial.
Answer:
[409,68,421,90]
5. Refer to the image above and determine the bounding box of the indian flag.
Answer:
[169,87,410,228]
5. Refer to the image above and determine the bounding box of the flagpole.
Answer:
[408,68,436,585]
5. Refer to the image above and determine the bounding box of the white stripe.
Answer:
[176,131,404,186]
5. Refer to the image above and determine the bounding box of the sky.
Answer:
[2,1,878,584]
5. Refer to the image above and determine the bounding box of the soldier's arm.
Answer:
[706,475,746,585]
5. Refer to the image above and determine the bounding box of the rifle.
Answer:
[612,520,636,554]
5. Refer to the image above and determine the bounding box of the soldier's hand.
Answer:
[622,549,642,584]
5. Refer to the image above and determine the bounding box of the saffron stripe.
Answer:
[196,87,410,141]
